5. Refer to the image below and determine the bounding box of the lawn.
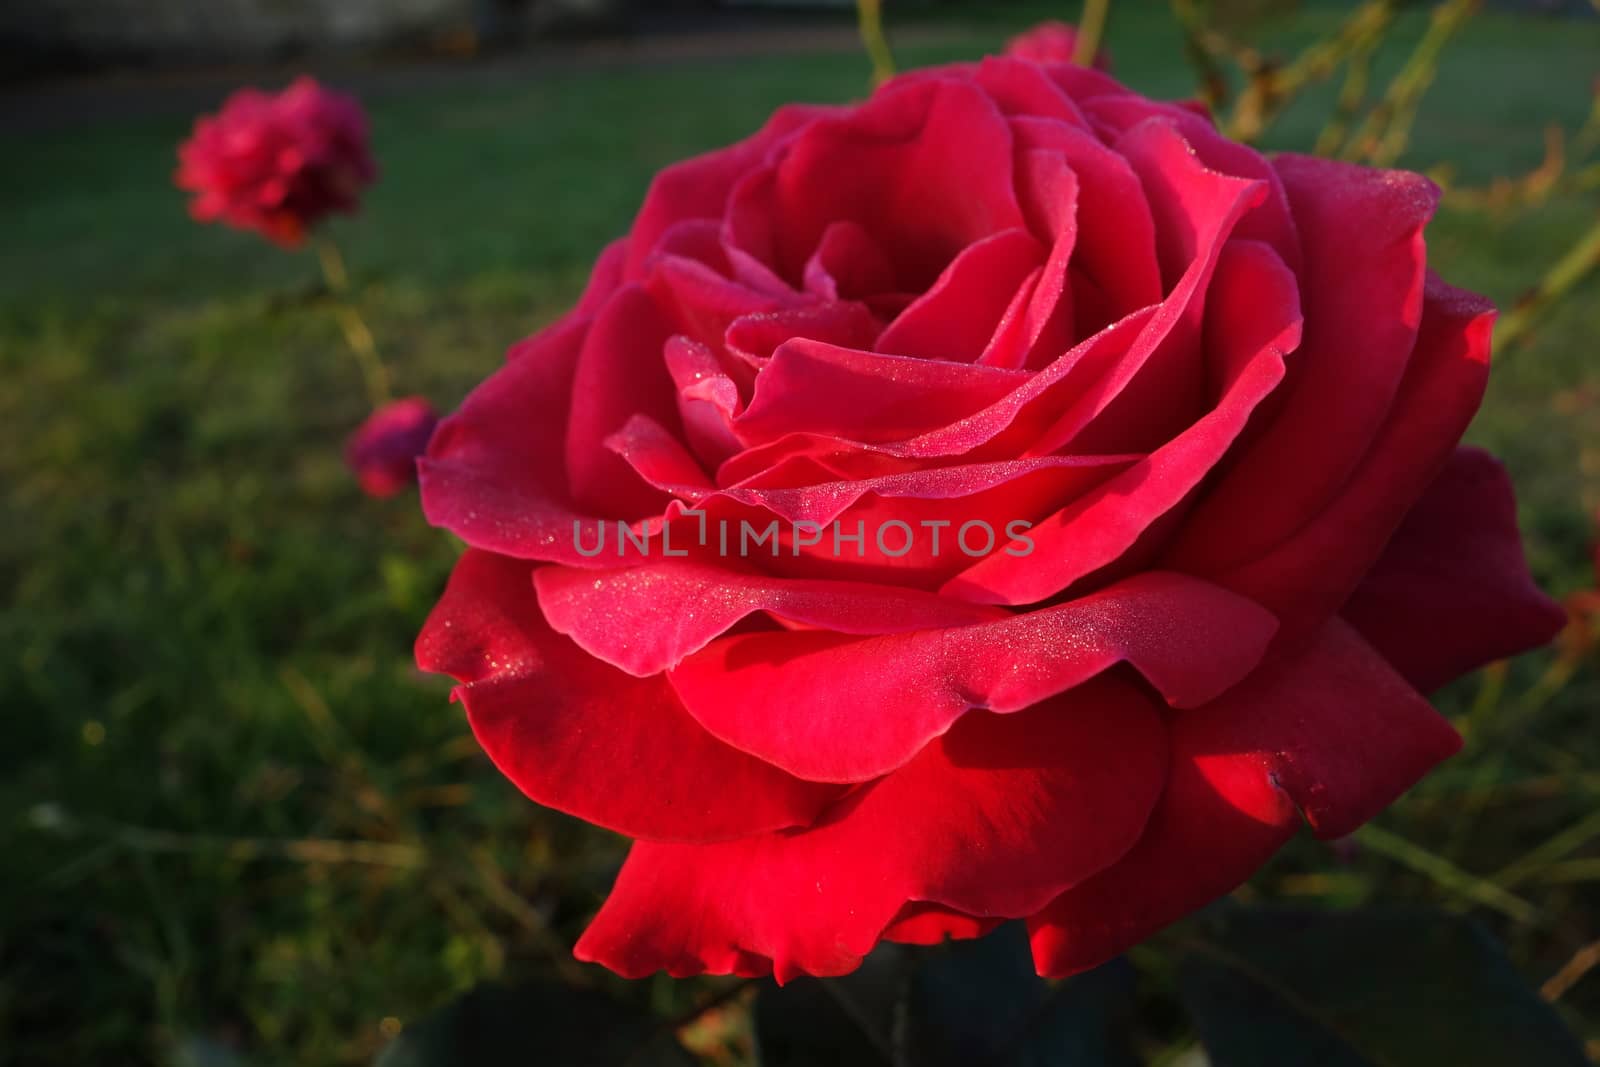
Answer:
[2,2,1599,1064]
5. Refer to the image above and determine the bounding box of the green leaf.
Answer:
[753,946,910,1066]
[904,924,1138,1067]
[375,980,698,1067]
[752,927,1138,1067]
[1176,907,1587,1067]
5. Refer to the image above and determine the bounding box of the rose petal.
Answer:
[646,253,788,362]
[881,904,1001,946]
[641,452,1129,591]
[719,451,1133,527]
[663,335,746,467]
[1009,115,1161,322]
[756,77,1026,288]
[732,338,1030,448]
[711,299,1157,482]
[945,239,1299,604]
[573,681,1167,981]
[725,300,883,366]
[974,56,1092,125]
[876,229,1046,362]
[1025,116,1271,459]
[534,559,1007,676]
[1027,705,1298,978]
[979,152,1075,369]
[1028,617,1461,976]
[420,315,604,563]
[1342,447,1564,692]
[603,414,714,499]
[668,571,1276,782]
[564,284,679,515]
[1206,276,1493,641]
[802,219,901,302]
[625,103,834,279]
[1164,156,1440,573]
[415,550,841,842]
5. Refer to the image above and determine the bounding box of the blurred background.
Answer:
[2,1,1599,1064]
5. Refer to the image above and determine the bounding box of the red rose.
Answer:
[1006,20,1113,71]
[177,76,377,248]
[346,397,437,498]
[415,60,1561,981]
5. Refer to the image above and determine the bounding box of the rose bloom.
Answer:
[346,397,438,498]
[176,76,377,247]
[415,58,1561,980]
[1006,20,1112,71]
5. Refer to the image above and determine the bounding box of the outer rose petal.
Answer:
[1342,447,1564,692]
[574,681,1167,982]
[1028,619,1461,976]
[1165,155,1439,573]
[668,571,1276,782]
[1206,277,1494,641]
[1028,707,1298,977]
[624,103,835,279]
[415,550,841,842]
[419,241,632,564]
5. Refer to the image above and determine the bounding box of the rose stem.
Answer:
[1075,0,1111,68]
[315,236,393,410]
[854,0,896,87]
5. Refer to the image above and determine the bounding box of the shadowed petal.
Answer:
[1029,619,1460,976]
[1343,447,1564,691]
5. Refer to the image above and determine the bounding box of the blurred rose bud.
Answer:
[345,397,437,498]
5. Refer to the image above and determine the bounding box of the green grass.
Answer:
[3,3,1599,1064]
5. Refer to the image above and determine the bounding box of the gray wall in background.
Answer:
[3,0,477,63]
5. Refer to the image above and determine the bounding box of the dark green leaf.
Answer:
[753,927,1138,1067]
[375,980,697,1067]
[753,946,911,1066]
[904,923,1138,1067]
[1177,907,1587,1067]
